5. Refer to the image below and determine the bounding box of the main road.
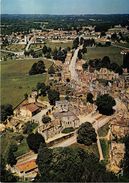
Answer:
[69,47,80,82]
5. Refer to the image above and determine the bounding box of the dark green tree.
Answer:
[7,145,17,166]
[86,93,94,104]
[36,146,118,182]
[23,121,38,134]
[29,60,46,75]
[96,94,116,115]
[1,156,18,182]
[42,115,51,124]
[72,37,79,49]
[1,104,13,122]
[42,45,48,55]
[36,82,47,96]
[48,89,60,105]
[77,122,97,146]
[82,62,88,71]
[48,65,55,74]
[26,132,46,153]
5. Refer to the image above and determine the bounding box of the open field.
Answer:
[1,59,52,107]
[1,44,25,52]
[30,41,73,51]
[84,46,123,65]
[46,40,73,51]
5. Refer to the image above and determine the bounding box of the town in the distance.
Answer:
[0,14,129,182]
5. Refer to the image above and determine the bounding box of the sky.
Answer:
[1,0,129,15]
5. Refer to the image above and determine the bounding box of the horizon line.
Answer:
[1,13,129,15]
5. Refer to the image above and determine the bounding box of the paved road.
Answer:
[51,133,77,148]
[69,47,80,82]
[25,37,34,51]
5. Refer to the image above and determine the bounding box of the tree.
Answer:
[101,56,110,69]
[1,156,18,182]
[78,49,82,59]
[23,121,38,134]
[26,132,46,153]
[1,104,13,122]
[36,82,47,96]
[36,146,118,182]
[29,60,46,75]
[42,45,48,55]
[72,37,79,49]
[48,89,60,105]
[24,93,28,100]
[48,65,55,74]
[82,62,88,71]
[77,122,97,146]
[86,93,94,104]
[96,94,116,115]
[7,144,17,166]
[42,115,51,124]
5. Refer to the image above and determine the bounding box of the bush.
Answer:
[42,115,51,124]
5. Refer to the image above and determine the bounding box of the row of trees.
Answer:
[83,56,123,75]
[36,82,60,105]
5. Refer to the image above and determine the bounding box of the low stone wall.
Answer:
[47,132,75,147]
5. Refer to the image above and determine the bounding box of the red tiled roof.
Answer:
[21,103,40,113]
[16,159,37,173]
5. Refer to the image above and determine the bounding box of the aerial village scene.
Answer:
[0,0,129,182]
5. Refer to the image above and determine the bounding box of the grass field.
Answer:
[30,41,73,51]
[98,123,109,137]
[1,58,52,107]
[46,40,73,50]
[100,139,109,164]
[84,46,123,65]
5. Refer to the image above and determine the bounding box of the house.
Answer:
[14,152,38,179]
[14,103,41,118]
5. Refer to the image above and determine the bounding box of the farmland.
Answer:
[84,46,123,65]
[1,58,52,107]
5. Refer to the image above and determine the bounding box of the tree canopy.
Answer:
[86,93,94,104]
[77,122,97,146]
[36,145,118,182]
[42,115,51,124]
[96,94,116,115]
[29,60,46,75]
[26,132,46,153]
[48,89,60,105]
[1,104,13,122]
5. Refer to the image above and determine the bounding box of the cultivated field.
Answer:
[1,59,52,107]
[84,46,123,65]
